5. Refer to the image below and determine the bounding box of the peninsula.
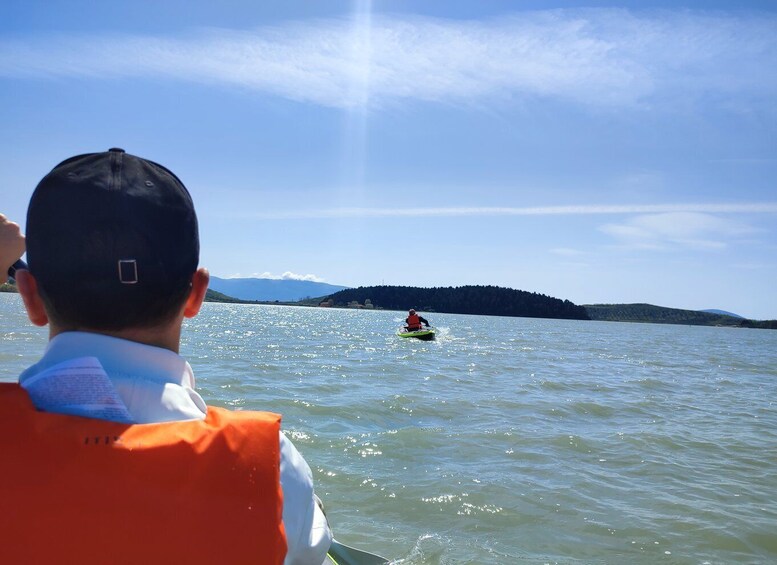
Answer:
[321,285,590,320]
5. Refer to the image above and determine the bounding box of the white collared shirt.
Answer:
[19,331,332,565]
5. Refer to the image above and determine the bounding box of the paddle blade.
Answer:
[7,259,27,282]
[327,539,389,565]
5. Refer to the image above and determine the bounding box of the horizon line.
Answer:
[239,202,777,220]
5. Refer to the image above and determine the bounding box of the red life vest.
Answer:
[406,313,422,331]
[0,383,286,565]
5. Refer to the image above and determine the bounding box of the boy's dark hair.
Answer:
[26,148,199,330]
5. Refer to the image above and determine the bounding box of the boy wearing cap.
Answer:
[0,149,331,564]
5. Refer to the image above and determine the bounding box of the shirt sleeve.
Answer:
[279,432,333,565]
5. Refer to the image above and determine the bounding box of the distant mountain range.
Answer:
[208,276,349,302]
[701,309,743,318]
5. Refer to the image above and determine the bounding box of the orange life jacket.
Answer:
[406,313,422,330]
[0,383,286,565]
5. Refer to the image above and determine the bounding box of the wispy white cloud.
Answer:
[550,247,587,256]
[238,202,777,220]
[1,9,774,109]
[599,211,760,250]
[278,271,325,282]
[226,271,325,282]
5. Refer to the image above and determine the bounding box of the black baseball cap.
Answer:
[26,148,199,297]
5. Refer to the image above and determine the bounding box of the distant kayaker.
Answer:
[405,308,430,331]
[0,149,331,564]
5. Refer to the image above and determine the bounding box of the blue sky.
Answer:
[1,1,776,319]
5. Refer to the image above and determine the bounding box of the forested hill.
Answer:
[584,303,777,328]
[325,285,590,320]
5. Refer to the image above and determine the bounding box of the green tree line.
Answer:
[585,303,776,328]
[326,285,590,320]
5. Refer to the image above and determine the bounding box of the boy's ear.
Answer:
[15,270,49,327]
[184,268,210,319]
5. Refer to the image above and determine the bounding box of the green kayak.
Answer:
[397,328,435,341]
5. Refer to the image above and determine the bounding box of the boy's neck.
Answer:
[49,323,183,354]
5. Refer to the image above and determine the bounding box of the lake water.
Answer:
[2,293,776,564]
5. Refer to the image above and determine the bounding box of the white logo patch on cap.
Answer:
[118,259,138,284]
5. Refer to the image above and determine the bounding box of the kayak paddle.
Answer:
[327,539,390,565]
[6,259,27,282]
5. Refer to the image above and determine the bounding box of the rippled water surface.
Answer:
[2,294,776,564]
